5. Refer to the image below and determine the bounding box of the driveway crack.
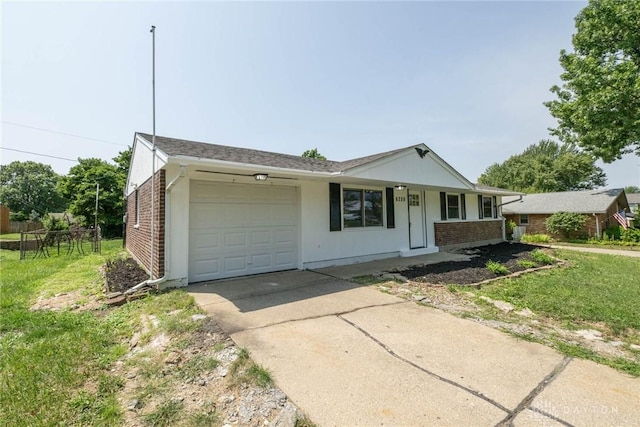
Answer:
[495,356,573,426]
[337,314,512,414]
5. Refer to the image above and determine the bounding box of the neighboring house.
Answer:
[628,193,640,213]
[502,189,631,238]
[125,133,519,286]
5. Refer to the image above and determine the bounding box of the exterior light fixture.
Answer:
[394,185,406,191]
[253,173,269,181]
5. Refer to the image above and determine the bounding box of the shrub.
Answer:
[520,233,552,243]
[603,226,622,240]
[530,249,554,265]
[42,214,69,231]
[486,260,510,275]
[545,212,588,239]
[517,259,538,269]
[505,220,517,240]
[621,227,640,243]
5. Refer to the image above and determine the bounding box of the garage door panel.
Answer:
[275,251,296,267]
[225,256,249,273]
[251,230,273,246]
[189,181,298,282]
[223,231,247,248]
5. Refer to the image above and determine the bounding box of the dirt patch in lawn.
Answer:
[397,242,557,285]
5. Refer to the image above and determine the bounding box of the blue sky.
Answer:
[2,1,639,189]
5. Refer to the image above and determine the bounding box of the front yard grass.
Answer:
[473,250,640,375]
[477,250,640,334]
[0,240,128,426]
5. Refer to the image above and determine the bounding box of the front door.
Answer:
[408,190,425,249]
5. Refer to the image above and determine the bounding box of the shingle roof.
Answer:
[137,132,409,173]
[627,193,640,205]
[502,189,624,214]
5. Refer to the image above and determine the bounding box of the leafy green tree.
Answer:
[301,148,326,160]
[624,186,640,194]
[545,212,589,239]
[478,140,606,193]
[545,0,640,162]
[58,151,129,237]
[0,161,67,220]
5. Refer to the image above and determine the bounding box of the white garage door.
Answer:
[189,180,298,282]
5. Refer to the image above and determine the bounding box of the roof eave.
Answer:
[166,155,340,178]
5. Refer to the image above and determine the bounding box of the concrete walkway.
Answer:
[189,258,640,426]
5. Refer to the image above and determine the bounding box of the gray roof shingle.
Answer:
[137,132,409,173]
[502,189,625,214]
[627,193,640,205]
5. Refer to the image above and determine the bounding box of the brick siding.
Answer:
[505,213,602,238]
[125,170,165,278]
[434,220,502,248]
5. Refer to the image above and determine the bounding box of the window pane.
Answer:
[365,190,383,226]
[483,197,493,218]
[520,214,529,225]
[343,189,363,227]
[447,194,459,219]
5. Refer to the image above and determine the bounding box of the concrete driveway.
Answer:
[189,265,640,426]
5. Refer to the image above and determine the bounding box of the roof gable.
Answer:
[502,189,626,214]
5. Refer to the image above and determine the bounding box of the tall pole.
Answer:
[95,183,100,252]
[150,25,156,280]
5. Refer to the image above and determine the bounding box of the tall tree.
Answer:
[58,153,128,238]
[301,148,326,160]
[478,140,606,193]
[0,161,67,220]
[545,0,640,162]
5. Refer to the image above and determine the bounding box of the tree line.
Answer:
[0,148,131,238]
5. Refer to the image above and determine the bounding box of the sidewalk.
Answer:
[547,244,640,257]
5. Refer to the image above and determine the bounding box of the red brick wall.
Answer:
[125,170,165,278]
[505,213,601,238]
[435,220,502,248]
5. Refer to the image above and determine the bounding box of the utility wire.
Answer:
[1,121,128,146]
[1,147,79,163]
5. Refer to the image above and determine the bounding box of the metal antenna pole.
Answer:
[150,25,156,280]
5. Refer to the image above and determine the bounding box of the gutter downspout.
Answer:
[124,165,187,295]
[593,213,600,239]
[496,195,523,242]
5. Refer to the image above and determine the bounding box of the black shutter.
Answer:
[478,195,484,219]
[386,187,395,229]
[329,183,341,231]
[460,193,466,220]
[440,192,447,220]
[493,196,498,218]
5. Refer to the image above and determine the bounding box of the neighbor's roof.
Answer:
[627,193,640,205]
[136,132,408,173]
[502,189,625,215]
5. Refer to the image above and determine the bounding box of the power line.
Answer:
[1,147,79,163]
[1,121,128,147]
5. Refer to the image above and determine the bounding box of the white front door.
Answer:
[188,180,298,283]
[408,190,425,249]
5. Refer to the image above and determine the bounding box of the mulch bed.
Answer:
[104,257,149,293]
[400,242,556,285]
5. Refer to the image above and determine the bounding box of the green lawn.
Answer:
[0,233,23,240]
[475,249,640,374]
[0,241,200,426]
